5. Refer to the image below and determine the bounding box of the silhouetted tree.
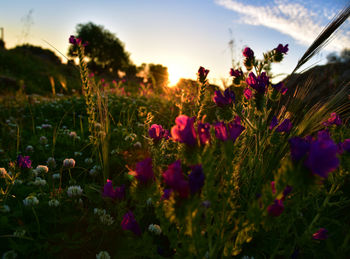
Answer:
[68,22,131,74]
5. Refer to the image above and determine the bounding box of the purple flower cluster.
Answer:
[246,72,270,94]
[121,211,141,236]
[17,155,32,169]
[275,44,289,54]
[243,47,255,70]
[197,122,211,145]
[230,68,244,85]
[162,160,189,198]
[68,35,88,46]
[244,88,253,100]
[149,124,169,141]
[214,121,245,142]
[323,112,342,127]
[269,116,293,133]
[289,130,339,178]
[198,66,209,83]
[135,158,154,184]
[213,88,235,107]
[171,115,197,146]
[102,179,125,200]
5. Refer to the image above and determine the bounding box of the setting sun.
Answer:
[167,65,184,87]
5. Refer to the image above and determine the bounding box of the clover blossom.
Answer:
[121,211,142,236]
[67,185,83,197]
[171,115,197,146]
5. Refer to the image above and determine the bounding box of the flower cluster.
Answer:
[17,155,32,169]
[67,185,83,197]
[121,211,141,236]
[197,66,209,84]
[323,112,342,127]
[134,158,154,184]
[213,88,235,107]
[23,195,39,206]
[102,179,125,200]
[149,124,169,141]
[214,121,245,142]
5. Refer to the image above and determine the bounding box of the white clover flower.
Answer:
[63,158,75,168]
[48,199,60,207]
[52,173,60,180]
[148,224,162,235]
[33,177,46,186]
[89,165,101,176]
[74,152,82,157]
[99,213,114,226]
[13,179,23,185]
[133,142,142,148]
[25,145,34,153]
[94,208,106,216]
[41,124,52,129]
[0,205,10,213]
[2,250,18,259]
[36,165,49,174]
[84,158,93,164]
[96,251,110,259]
[13,229,26,237]
[47,157,56,169]
[23,195,39,206]
[69,131,78,139]
[67,185,83,197]
[39,136,48,145]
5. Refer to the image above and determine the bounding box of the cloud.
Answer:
[215,0,350,52]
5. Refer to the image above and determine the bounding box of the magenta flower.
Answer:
[135,158,154,184]
[244,88,253,100]
[69,35,76,45]
[198,66,209,83]
[243,47,254,59]
[214,122,229,141]
[233,115,241,125]
[171,115,197,146]
[227,122,245,142]
[149,124,168,141]
[323,112,342,126]
[17,155,32,169]
[121,211,141,236]
[162,160,189,198]
[275,44,289,54]
[267,199,284,217]
[275,119,293,133]
[246,72,269,94]
[312,228,328,240]
[102,179,125,200]
[188,165,205,195]
[198,122,211,145]
[230,68,243,78]
[213,88,235,107]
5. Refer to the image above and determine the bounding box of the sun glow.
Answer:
[168,65,185,87]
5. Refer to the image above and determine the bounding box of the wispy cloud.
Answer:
[215,0,350,52]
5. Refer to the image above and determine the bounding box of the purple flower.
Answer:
[188,165,205,194]
[135,158,154,184]
[198,66,209,83]
[162,160,189,198]
[102,179,125,200]
[121,211,141,236]
[198,122,211,145]
[271,82,288,95]
[341,139,350,152]
[69,35,76,45]
[149,124,167,141]
[17,155,32,169]
[171,115,197,146]
[246,72,269,94]
[214,122,228,141]
[289,137,310,161]
[323,112,342,126]
[269,116,278,130]
[227,122,245,142]
[312,228,328,240]
[305,136,339,178]
[243,47,254,59]
[275,44,289,54]
[230,68,243,78]
[213,88,235,106]
[276,119,293,133]
[267,199,284,217]
[244,88,253,100]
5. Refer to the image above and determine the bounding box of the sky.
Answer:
[0,0,349,86]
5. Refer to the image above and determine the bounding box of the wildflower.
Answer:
[47,157,56,169]
[69,131,78,139]
[197,122,211,145]
[275,119,293,133]
[227,122,245,142]
[243,47,254,59]
[214,122,229,141]
[275,44,289,54]
[289,137,310,161]
[39,136,48,145]
[213,88,235,106]
[96,251,111,259]
[33,177,47,186]
[17,155,32,169]
[74,152,82,157]
[171,115,197,146]
[269,116,278,130]
[99,213,114,226]
[246,72,269,94]
[69,35,77,44]
[52,173,60,180]
[89,165,101,176]
[102,179,125,200]
[230,68,243,78]
[244,88,253,100]
[198,66,209,83]
[312,228,328,240]
[36,165,48,174]
[23,195,39,206]
[148,224,162,235]
[267,199,284,217]
[149,124,168,141]
[188,165,205,194]
[121,211,142,236]
[48,199,60,207]
[63,158,75,168]
[163,160,189,198]
[271,82,287,95]
[305,135,339,178]
[133,142,142,148]
[135,158,154,184]
[67,185,83,197]
[25,145,34,153]
[323,112,342,126]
